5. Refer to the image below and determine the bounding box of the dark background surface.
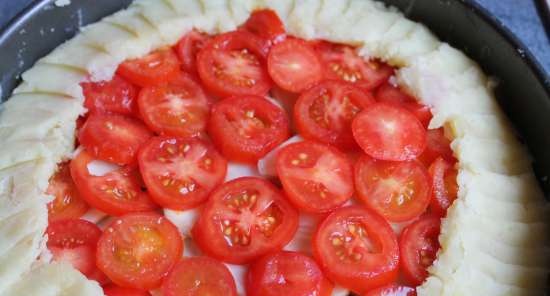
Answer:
[1,0,549,74]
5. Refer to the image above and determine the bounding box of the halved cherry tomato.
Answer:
[103,284,152,296]
[208,95,290,163]
[118,48,181,87]
[399,215,440,286]
[364,284,416,296]
[276,141,353,213]
[81,75,138,116]
[247,251,333,296]
[375,83,432,128]
[46,219,102,277]
[241,9,286,45]
[428,157,458,217]
[78,113,153,165]
[354,155,431,222]
[352,103,427,161]
[70,150,158,216]
[176,30,211,76]
[138,73,209,137]
[267,38,323,93]
[162,256,237,296]
[294,80,375,148]
[313,206,399,294]
[315,41,393,90]
[417,128,454,167]
[197,31,271,98]
[97,213,183,290]
[138,136,227,210]
[192,177,298,264]
[46,162,89,221]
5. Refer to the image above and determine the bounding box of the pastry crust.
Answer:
[0,0,548,295]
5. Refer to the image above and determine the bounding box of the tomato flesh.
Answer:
[429,157,458,217]
[176,30,211,76]
[375,83,431,128]
[313,206,399,294]
[82,75,138,116]
[208,95,290,163]
[118,48,181,87]
[364,284,417,296]
[241,9,286,45]
[46,162,89,221]
[192,177,298,264]
[417,128,454,167]
[103,284,152,296]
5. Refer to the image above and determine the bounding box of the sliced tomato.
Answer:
[97,213,183,290]
[46,219,102,277]
[176,30,211,76]
[428,157,458,217]
[364,284,416,296]
[138,73,210,137]
[162,256,237,296]
[78,113,153,165]
[192,177,298,264]
[352,103,427,161]
[399,215,440,286]
[294,80,375,148]
[138,136,227,210]
[276,141,353,213]
[313,206,399,294]
[247,251,333,296]
[241,9,286,45]
[315,41,393,90]
[70,150,158,216]
[118,48,181,87]
[208,95,290,163]
[46,162,89,221]
[354,155,431,222]
[197,31,271,98]
[103,284,152,296]
[267,38,323,93]
[375,83,432,128]
[417,128,454,167]
[82,75,138,116]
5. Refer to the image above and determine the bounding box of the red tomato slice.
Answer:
[352,103,427,161]
[354,156,431,222]
[118,48,181,87]
[162,256,237,296]
[428,157,458,217]
[70,150,158,216]
[399,215,440,286]
[417,128,454,167]
[313,206,399,294]
[364,284,417,296]
[103,284,152,296]
[197,31,271,98]
[208,95,290,163]
[46,162,89,221]
[267,38,323,93]
[81,75,139,116]
[97,213,183,290]
[138,73,210,137]
[246,251,333,296]
[138,136,227,210]
[375,83,432,128]
[192,177,298,264]
[276,141,353,213]
[176,30,211,76]
[294,80,375,148]
[46,219,102,277]
[78,113,153,165]
[241,9,286,45]
[315,41,393,90]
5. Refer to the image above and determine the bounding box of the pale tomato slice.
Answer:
[176,29,211,76]
[417,128,454,167]
[46,162,89,221]
[428,157,458,217]
[364,284,417,296]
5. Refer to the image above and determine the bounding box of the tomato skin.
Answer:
[70,150,158,216]
[103,284,152,296]
[46,162,89,221]
[138,136,227,210]
[294,80,375,149]
[375,83,431,128]
[313,206,399,294]
[208,95,290,163]
[197,31,271,98]
[162,257,237,296]
[82,75,139,116]
[176,30,211,77]
[417,128,454,168]
[247,251,333,296]
[241,9,286,45]
[352,103,427,161]
[138,72,210,137]
[399,215,440,286]
[78,113,153,165]
[97,213,183,290]
[428,157,458,217]
[192,177,299,264]
[267,38,323,93]
[118,48,181,87]
[363,284,416,296]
